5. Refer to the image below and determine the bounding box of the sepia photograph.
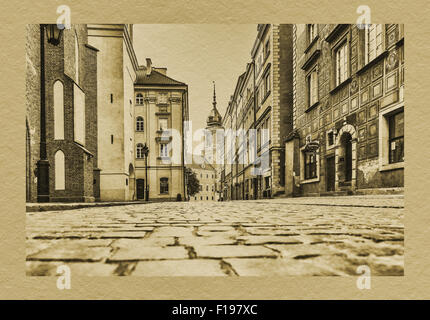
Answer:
[25,23,404,277]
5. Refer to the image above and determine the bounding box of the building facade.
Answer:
[26,24,99,203]
[220,24,294,201]
[187,156,217,202]
[285,24,404,196]
[87,24,139,201]
[133,60,189,201]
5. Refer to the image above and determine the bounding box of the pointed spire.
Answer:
[212,81,217,108]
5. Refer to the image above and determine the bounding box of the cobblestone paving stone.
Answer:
[26,195,404,276]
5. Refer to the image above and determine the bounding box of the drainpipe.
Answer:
[252,59,257,200]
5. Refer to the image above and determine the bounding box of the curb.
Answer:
[26,201,152,213]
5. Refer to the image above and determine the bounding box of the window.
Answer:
[388,111,404,163]
[136,143,144,159]
[206,185,208,191]
[111,135,114,144]
[264,39,270,59]
[365,24,383,64]
[304,152,317,180]
[55,150,65,190]
[74,34,79,84]
[265,72,271,96]
[159,118,168,131]
[136,116,144,131]
[53,80,64,140]
[73,84,85,146]
[308,24,317,44]
[160,143,168,157]
[307,69,318,107]
[262,119,270,148]
[327,130,335,147]
[335,41,348,86]
[257,128,261,150]
[160,177,169,194]
[136,93,144,105]
[199,185,202,191]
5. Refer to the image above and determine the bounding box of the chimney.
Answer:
[146,58,152,75]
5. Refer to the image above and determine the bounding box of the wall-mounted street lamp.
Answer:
[142,143,149,201]
[37,24,64,202]
[45,24,64,45]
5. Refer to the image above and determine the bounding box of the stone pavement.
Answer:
[26,195,404,276]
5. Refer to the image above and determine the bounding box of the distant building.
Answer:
[26,24,99,202]
[187,156,217,202]
[205,82,223,201]
[285,24,404,196]
[220,24,294,201]
[133,59,189,201]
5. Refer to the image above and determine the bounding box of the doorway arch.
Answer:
[335,124,357,191]
[129,163,135,200]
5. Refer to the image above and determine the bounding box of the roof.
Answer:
[135,67,186,86]
[186,155,216,171]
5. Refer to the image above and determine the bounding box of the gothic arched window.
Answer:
[53,80,64,140]
[55,150,65,190]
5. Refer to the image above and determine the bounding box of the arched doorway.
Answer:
[26,121,31,202]
[341,133,352,183]
[335,124,357,191]
[128,163,135,200]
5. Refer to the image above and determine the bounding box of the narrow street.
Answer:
[26,195,404,276]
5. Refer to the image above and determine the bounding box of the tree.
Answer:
[185,168,200,198]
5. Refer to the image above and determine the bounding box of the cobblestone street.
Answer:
[26,195,404,276]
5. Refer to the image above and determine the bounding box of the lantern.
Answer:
[45,24,63,46]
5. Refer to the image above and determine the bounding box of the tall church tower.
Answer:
[205,81,223,165]
[204,82,224,201]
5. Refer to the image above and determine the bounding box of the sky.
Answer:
[132,24,257,138]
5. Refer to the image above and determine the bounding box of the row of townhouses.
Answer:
[218,24,404,200]
[26,24,188,203]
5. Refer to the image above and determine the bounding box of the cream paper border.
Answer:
[1,0,428,299]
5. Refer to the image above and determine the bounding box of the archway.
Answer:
[26,120,31,202]
[128,163,135,200]
[335,124,357,191]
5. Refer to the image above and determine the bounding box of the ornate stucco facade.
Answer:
[133,60,188,201]
[286,24,404,196]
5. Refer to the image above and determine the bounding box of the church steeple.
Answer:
[213,81,217,108]
[206,81,222,127]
